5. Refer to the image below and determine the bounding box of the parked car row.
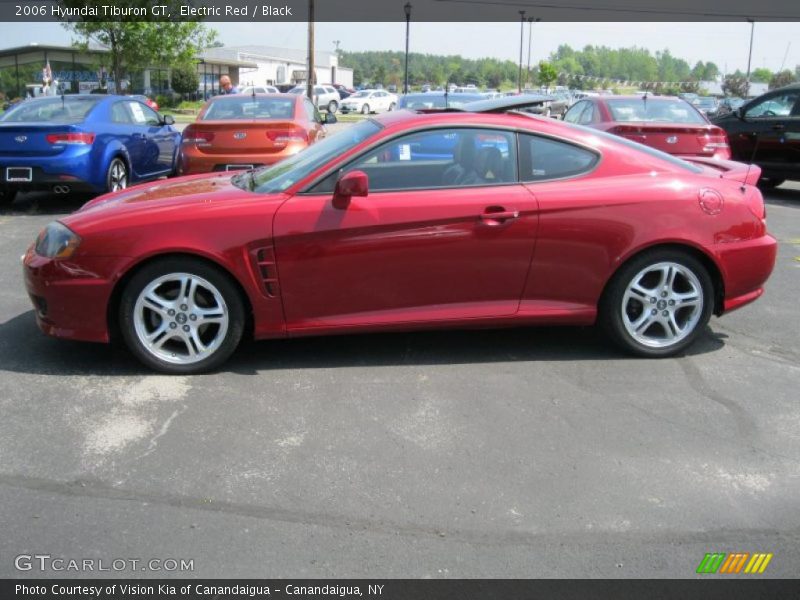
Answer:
[0,92,338,203]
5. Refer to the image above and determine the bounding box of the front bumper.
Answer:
[23,246,119,343]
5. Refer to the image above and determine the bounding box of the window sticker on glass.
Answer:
[129,102,146,124]
[398,143,412,161]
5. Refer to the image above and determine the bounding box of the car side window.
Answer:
[519,134,599,182]
[311,128,518,194]
[578,103,595,124]
[563,101,586,124]
[314,86,326,96]
[126,101,161,126]
[111,102,132,124]
[745,91,800,118]
[303,99,321,123]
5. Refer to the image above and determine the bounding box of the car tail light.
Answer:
[267,128,308,145]
[46,132,95,145]
[700,128,730,158]
[182,128,214,145]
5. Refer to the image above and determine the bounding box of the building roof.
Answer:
[200,45,336,67]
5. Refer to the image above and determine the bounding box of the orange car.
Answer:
[178,94,335,175]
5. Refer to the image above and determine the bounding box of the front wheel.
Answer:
[327,100,338,114]
[361,104,370,115]
[600,250,714,357]
[119,257,245,374]
[106,158,129,193]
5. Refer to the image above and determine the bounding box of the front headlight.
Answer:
[35,221,81,258]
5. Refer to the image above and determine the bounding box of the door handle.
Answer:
[480,208,519,224]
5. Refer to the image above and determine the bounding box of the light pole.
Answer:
[526,17,539,88]
[518,10,526,93]
[306,0,315,100]
[404,3,412,94]
[745,19,755,98]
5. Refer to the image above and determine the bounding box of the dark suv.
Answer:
[712,83,800,189]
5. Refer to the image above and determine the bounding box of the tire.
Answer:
[119,257,245,374]
[327,100,338,114]
[600,249,714,358]
[361,104,370,115]
[388,102,396,111]
[757,178,785,190]
[106,157,129,193]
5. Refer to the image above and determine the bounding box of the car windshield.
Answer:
[232,119,383,194]
[1,96,102,123]
[202,97,296,120]
[606,99,706,124]
[350,91,371,98]
[288,88,305,95]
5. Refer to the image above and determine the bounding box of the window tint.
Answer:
[313,128,517,193]
[745,91,799,118]
[605,98,706,124]
[1,96,101,123]
[203,97,296,120]
[519,134,598,181]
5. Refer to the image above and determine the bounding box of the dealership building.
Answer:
[0,43,352,100]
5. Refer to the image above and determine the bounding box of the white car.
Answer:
[238,86,279,95]
[340,90,398,115]
[288,85,341,113]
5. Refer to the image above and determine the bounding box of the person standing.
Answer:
[219,75,238,95]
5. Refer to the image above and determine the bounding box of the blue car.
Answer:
[0,94,179,203]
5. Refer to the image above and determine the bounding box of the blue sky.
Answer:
[2,21,798,74]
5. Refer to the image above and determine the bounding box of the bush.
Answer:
[171,65,200,97]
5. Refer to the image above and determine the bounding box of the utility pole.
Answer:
[518,10,525,93]
[745,19,755,98]
[306,0,315,100]
[404,3,412,94]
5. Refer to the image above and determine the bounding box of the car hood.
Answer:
[62,172,275,234]
[79,172,246,212]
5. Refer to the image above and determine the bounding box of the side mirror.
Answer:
[325,112,338,125]
[162,114,175,126]
[735,106,746,121]
[332,170,368,209]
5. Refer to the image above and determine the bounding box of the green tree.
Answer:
[750,67,773,83]
[62,4,216,94]
[722,73,750,98]
[537,61,558,88]
[769,70,795,90]
[171,64,199,97]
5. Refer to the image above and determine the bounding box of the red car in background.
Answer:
[563,95,731,160]
[178,94,335,175]
[131,95,159,112]
[23,97,775,374]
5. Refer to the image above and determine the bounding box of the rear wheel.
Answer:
[106,158,128,193]
[361,104,370,115]
[327,100,338,114]
[757,177,785,190]
[119,257,245,374]
[600,250,714,357]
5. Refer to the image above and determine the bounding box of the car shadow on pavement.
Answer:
[0,310,726,376]
[0,192,88,217]
[765,186,800,209]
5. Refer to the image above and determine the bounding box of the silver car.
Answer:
[288,85,341,113]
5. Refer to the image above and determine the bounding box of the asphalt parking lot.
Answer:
[0,179,798,578]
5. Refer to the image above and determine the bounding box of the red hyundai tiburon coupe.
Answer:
[23,97,777,374]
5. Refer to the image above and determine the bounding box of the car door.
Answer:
[726,89,800,173]
[124,101,174,177]
[272,127,540,331]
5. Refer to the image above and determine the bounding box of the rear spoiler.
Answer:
[682,157,762,187]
